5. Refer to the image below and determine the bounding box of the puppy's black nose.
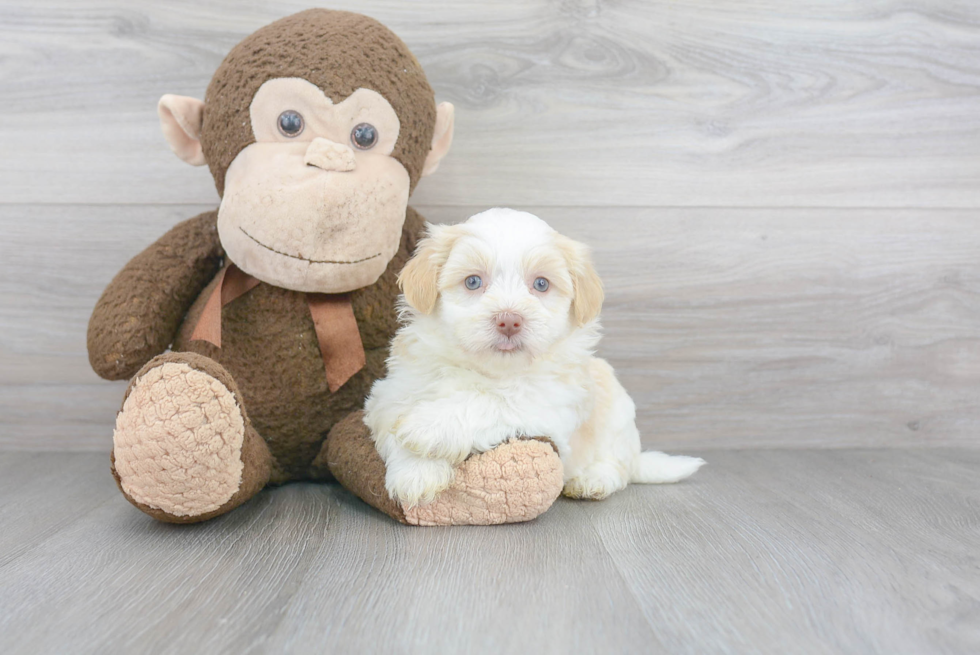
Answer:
[494,312,523,337]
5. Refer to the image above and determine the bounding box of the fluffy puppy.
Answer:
[364,208,704,507]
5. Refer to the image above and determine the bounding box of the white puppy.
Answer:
[364,208,704,507]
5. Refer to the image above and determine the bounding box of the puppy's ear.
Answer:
[556,235,604,326]
[398,224,463,314]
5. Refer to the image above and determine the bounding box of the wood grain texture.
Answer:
[580,448,980,654]
[0,450,977,654]
[1,1,978,450]
[0,0,978,207]
[0,452,118,568]
[3,204,978,451]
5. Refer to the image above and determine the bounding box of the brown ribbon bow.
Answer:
[189,264,366,393]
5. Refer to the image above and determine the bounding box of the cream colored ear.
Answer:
[421,102,455,177]
[398,223,462,314]
[158,94,207,166]
[557,235,604,326]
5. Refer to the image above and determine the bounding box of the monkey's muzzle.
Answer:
[304,137,356,172]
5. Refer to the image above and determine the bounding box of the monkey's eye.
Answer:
[351,123,378,150]
[464,275,483,291]
[277,110,304,137]
[533,277,550,292]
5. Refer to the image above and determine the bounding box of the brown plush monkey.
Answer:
[88,9,563,526]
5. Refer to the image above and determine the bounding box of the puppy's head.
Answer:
[398,208,603,359]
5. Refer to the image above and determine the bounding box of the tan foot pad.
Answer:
[113,361,245,518]
[403,439,564,526]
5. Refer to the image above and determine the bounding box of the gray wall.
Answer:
[2,0,978,450]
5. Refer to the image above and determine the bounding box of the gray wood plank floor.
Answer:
[0,449,977,654]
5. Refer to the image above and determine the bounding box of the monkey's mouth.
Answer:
[239,227,382,265]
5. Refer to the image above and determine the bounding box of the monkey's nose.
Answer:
[304,137,356,172]
[494,312,523,337]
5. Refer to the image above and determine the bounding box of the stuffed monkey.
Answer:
[88,9,563,526]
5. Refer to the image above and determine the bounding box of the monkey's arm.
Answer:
[87,210,224,380]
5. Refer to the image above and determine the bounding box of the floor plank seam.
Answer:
[0,493,118,570]
[574,501,666,641]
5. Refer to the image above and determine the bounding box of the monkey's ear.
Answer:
[556,235,604,326]
[421,102,455,178]
[158,94,207,166]
[398,223,462,314]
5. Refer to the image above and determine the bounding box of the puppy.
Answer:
[364,208,704,507]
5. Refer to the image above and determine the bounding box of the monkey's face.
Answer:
[156,10,454,294]
[216,78,410,293]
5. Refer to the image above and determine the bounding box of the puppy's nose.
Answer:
[304,137,356,172]
[494,312,523,337]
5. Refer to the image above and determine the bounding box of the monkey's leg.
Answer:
[110,352,272,524]
[317,411,564,526]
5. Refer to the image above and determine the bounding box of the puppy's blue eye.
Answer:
[464,275,482,290]
[533,277,550,292]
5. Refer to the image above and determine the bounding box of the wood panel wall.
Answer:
[1,0,978,450]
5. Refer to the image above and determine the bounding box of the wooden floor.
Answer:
[0,449,977,654]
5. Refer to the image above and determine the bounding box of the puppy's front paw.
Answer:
[396,405,473,464]
[385,455,456,508]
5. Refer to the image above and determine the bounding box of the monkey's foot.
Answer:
[403,439,564,526]
[320,411,564,526]
[111,352,271,523]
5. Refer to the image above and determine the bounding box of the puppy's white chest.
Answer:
[492,374,590,451]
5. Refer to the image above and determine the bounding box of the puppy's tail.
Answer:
[631,451,705,484]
